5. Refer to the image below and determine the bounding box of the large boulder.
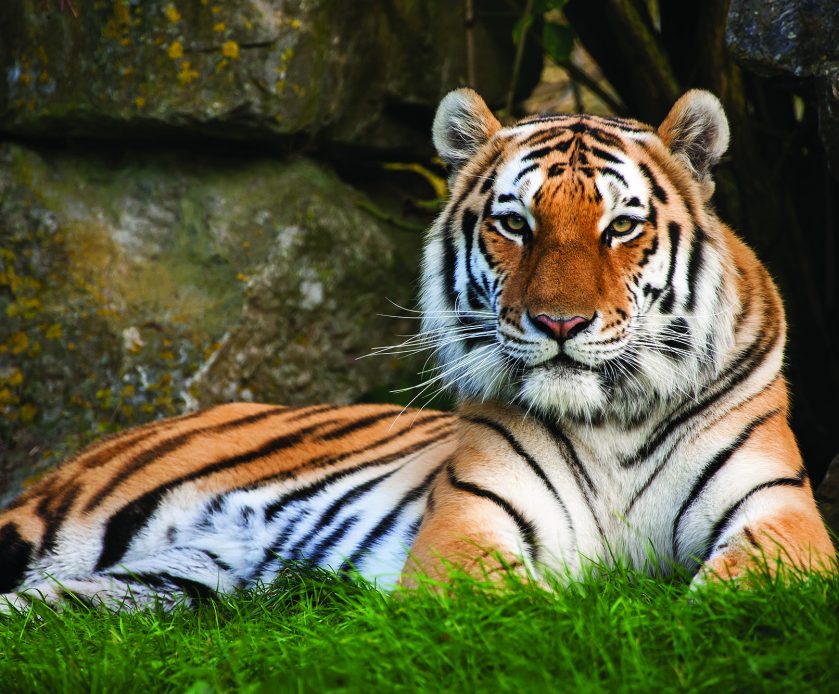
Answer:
[0,142,426,505]
[0,0,537,152]
[727,0,839,175]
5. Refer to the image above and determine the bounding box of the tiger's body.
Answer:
[1,89,833,610]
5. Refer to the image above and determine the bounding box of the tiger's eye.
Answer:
[610,217,635,235]
[504,214,527,232]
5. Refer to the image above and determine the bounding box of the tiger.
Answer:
[0,88,834,611]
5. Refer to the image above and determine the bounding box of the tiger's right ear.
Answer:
[433,89,501,175]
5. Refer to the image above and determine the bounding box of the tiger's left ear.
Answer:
[433,89,502,178]
[658,90,730,197]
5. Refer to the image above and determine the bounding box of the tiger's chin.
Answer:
[516,362,610,423]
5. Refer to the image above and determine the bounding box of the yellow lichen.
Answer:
[168,41,184,59]
[213,22,225,32]
[10,332,29,354]
[290,18,302,29]
[164,4,181,23]
[177,61,200,84]
[10,369,24,386]
[44,323,63,340]
[221,40,240,59]
[134,96,146,108]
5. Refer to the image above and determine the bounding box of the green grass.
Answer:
[1,566,837,693]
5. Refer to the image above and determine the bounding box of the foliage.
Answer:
[1,567,837,692]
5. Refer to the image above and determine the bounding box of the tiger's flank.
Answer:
[1,89,834,611]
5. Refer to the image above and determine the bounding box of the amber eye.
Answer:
[609,216,637,236]
[499,213,529,235]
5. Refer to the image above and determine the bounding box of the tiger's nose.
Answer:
[530,313,592,341]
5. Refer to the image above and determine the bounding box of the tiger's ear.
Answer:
[658,90,730,194]
[433,89,502,175]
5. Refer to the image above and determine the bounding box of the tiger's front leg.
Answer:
[689,417,835,587]
[400,427,538,587]
[694,484,835,587]
[400,457,536,588]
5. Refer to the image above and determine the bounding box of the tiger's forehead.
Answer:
[489,116,658,213]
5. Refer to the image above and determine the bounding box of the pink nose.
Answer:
[531,313,592,341]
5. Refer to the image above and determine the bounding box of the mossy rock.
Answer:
[0,142,426,505]
[0,0,538,152]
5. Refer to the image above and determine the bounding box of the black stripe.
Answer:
[340,465,444,572]
[601,167,628,187]
[513,162,539,183]
[0,523,33,592]
[638,162,667,203]
[637,234,659,268]
[586,128,625,149]
[624,373,784,515]
[622,280,781,471]
[441,176,486,311]
[660,317,690,356]
[85,406,288,512]
[316,410,404,442]
[94,412,422,572]
[659,221,681,315]
[442,462,538,564]
[522,145,555,163]
[463,416,576,543]
[259,508,308,573]
[38,484,80,555]
[282,403,344,423]
[701,468,807,562]
[536,417,606,543]
[306,515,360,566]
[158,572,217,602]
[442,216,459,310]
[672,410,781,559]
[285,466,402,558]
[256,417,453,495]
[590,146,622,164]
[479,168,497,193]
[684,226,706,311]
[461,209,487,305]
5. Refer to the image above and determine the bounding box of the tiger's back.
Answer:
[0,403,456,607]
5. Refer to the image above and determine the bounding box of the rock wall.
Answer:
[727,0,839,175]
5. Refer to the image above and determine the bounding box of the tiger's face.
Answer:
[420,89,738,423]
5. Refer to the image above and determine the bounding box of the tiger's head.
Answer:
[419,89,740,423]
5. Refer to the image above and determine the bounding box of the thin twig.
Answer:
[465,0,476,87]
[504,0,535,119]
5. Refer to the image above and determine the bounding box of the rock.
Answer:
[726,0,839,174]
[0,0,539,152]
[0,142,425,505]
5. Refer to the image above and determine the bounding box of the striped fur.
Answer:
[1,90,834,610]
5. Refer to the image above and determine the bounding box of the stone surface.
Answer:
[0,0,536,152]
[727,0,839,174]
[727,0,839,77]
[0,142,425,505]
